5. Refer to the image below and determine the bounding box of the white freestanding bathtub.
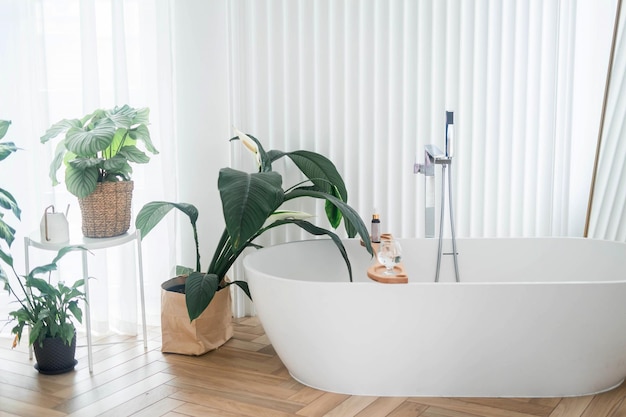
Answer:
[243,237,626,397]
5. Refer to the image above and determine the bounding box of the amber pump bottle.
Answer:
[371,213,381,243]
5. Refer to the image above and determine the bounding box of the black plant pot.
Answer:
[33,334,77,375]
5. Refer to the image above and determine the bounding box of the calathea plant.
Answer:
[40,104,159,198]
[136,130,373,321]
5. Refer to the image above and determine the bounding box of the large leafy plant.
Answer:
[0,120,87,347]
[40,105,159,198]
[136,131,373,321]
[2,246,88,347]
[0,120,20,283]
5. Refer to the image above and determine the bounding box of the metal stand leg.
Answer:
[24,237,33,361]
[135,231,148,350]
[82,250,94,373]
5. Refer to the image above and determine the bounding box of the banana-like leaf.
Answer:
[218,168,284,250]
[221,280,251,299]
[51,245,90,264]
[264,218,354,281]
[185,272,219,321]
[285,188,373,256]
[270,150,347,228]
[135,201,199,239]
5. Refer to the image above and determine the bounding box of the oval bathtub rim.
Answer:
[242,237,626,286]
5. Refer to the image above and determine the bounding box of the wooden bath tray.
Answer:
[367,263,408,284]
[363,233,409,284]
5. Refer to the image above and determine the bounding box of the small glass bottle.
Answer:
[371,213,381,243]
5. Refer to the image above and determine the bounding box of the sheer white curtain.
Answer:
[228,0,614,242]
[0,0,176,335]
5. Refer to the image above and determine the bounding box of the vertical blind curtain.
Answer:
[228,0,580,242]
[0,0,175,334]
[587,2,626,241]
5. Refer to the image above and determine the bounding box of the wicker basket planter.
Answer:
[78,181,134,238]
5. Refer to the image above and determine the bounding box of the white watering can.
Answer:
[40,204,70,243]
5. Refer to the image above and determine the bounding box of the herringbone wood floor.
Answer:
[0,316,625,417]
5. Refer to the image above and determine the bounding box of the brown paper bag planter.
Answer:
[160,276,233,355]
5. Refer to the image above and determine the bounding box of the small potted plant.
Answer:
[135,130,373,355]
[40,105,159,238]
[2,245,89,374]
[0,120,87,374]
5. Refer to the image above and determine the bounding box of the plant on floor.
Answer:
[2,245,88,348]
[135,130,373,321]
[39,104,159,199]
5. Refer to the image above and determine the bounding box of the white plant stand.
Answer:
[24,229,147,373]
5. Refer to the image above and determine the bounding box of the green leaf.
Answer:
[0,187,21,220]
[68,156,103,171]
[270,150,348,228]
[129,124,159,155]
[176,265,195,276]
[285,188,373,256]
[0,120,10,140]
[68,300,83,324]
[40,118,82,144]
[49,140,69,186]
[135,201,199,239]
[64,119,117,156]
[0,248,14,269]
[65,164,99,198]
[0,218,16,249]
[222,281,251,299]
[0,141,18,162]
[262,218,354,281]
[0,265,10,291]
[26,276,57,296]
[102,153,131,171]
[218,168,284,250]
[117,145,149,164]
[51,245,90,264]
[106,105,134,129]
[185,272,219,321]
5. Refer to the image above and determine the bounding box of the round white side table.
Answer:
[24,229,147,373]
